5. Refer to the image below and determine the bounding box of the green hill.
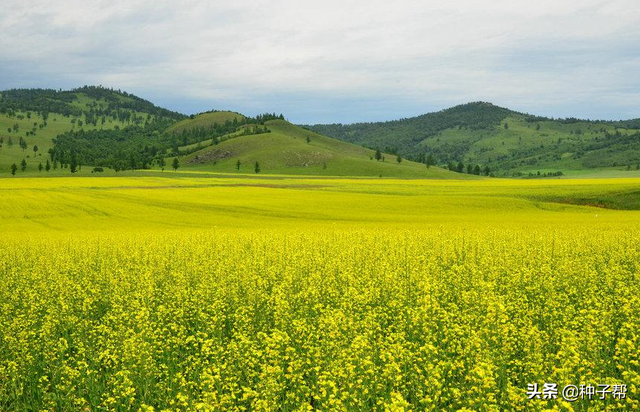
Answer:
[1,86,459,178]
[166,111,245,134]
[7,87,638,179]
[308,102,640,176]
[180,120,462,178]
[0,86,184,174]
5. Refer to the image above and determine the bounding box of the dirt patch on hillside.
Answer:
[188,149,237,165]
[285,151,333,167]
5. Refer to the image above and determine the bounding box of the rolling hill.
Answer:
[166,110,245,134]
[0,86,184,174]
[0,87,460,178]
[180,119,461,178]
[308,102,640,176]
[4,87,640,179]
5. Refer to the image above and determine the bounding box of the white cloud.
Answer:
[0,0,639,122]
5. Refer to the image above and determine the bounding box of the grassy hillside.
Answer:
[180,119,463,178]
[7,87,639,179]
[0,87,184,174]
[166,111,245,134]
[308,102,640,176]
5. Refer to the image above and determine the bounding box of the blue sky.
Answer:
[0,0,639,124]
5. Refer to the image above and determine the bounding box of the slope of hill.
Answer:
[166,111,245,134]
[0,86,185,173]
[181,120,463,178]
[308,103,640,175]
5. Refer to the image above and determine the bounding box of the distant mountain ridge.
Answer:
[307,102,640,174]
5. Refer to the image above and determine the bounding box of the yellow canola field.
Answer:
[0,176,639,411]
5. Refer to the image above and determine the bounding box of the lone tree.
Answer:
[70,154,78,173]
[375,149,382,161]
[306,136,311,144]
[158,157,166,172]
[396,154,402,163]
[254,161,261,174]
[45,159,51,172]
[236,160,241,171]
[38,162,43,172]
[172,157,180,172]
[33,145,39,156]
[10,163,17,176]
[20,159,27,172]
[426,154,435,168]
[504,122,509,130]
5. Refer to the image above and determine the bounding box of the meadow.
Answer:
[1,175,639,411]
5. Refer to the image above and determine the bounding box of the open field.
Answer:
[1,176,639,411]
[2,175,640,233]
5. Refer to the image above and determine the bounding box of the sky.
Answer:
[0,0,639,124]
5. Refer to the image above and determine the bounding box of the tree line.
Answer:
[46,113,282,173]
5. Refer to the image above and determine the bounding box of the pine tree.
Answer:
[426,154,435,168]
[70,153,77,173]
[172,157,180,172]
[254,161,260,174]
[45,159,51,172]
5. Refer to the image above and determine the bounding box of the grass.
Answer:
[312,105,640,174]
[0,107,150,174]
[166,111,245,134]
[422,114,637,169]
[181,120,462,178]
